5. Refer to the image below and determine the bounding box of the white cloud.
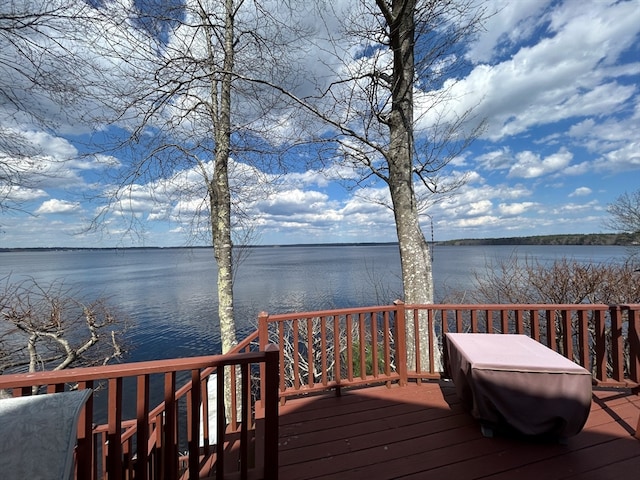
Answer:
[419,0,640,142]
[258,189,331,217]
[569,187,592,197]
[35,199,81,214]
[508,148,573,178]
[465,0,554,64]
[498,202,537,216]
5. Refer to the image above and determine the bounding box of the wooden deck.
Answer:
[277,382,640,480]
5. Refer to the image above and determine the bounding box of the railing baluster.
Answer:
[292,320,301,390]
[428,309,435,376]
[371,312,379,378]
[136,375,150,480]
[394,302,408,386]
[470,309,478,332]
[163,372,177,480]
[307,317,314,387]
[546,310,556,350]
[107,377,123,480]
[216,369,225,479]
[610,305,625,382]
[188,369,201,479]
[628,305,640,383]
[333,314,342,391]
[358,313,366,379]
[278,323,286,398]
[346,313,354,382]
[501,309,509,334]
[515,309,524,334]
[577,310,590,370]
[321,316,328,386]
[230,365,238,431]
[594,309,607,382]
[412,308,421,378]
[383,311,391,378]
[530,309,540,341]
[561,310,573,360]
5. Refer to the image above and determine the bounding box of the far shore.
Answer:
[1,233,638,252]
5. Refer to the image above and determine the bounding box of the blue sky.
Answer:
[1,0,639,248]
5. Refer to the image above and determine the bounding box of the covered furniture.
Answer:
[444,333,592,438]
[0,389,92,480]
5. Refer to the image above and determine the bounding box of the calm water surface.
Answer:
[0,244,629,362]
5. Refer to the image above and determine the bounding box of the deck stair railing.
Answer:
[0,341,278,480]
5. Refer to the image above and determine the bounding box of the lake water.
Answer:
[0,244,630,362]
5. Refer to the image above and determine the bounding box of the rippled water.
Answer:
[0,244,629,362]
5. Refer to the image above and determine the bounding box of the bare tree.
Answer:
[606,190,640,237]
[0,276,127,376]
[79,0,308,358]
[267,0,487,371]
[0,1,98,214]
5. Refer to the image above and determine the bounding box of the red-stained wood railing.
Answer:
[0,340,279,480]
[0,302,638,478]
[402,303,640,387]
[258,305,405,400]
[258,303,640,400]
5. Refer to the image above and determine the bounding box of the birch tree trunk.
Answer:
[203,0,239,422]
[209,0,238,357]
[382,0,439,371]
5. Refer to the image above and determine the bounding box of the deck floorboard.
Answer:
[277,382,640,480]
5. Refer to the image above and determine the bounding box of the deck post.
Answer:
[394,300,408,386]
[264,344,280,479]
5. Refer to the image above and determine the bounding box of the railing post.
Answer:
[259,312,269,408]
[76,382,94,480]
[107,377,123,480]
[264,344,280,480]
[188,369,202,479]
[394,300,408,386]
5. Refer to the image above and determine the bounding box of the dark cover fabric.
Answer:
[444,333,592,437]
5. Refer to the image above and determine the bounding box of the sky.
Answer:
[1,0,639,248]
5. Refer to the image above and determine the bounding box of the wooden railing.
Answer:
[0,303,638,478]
[0,341,279,480]
[258,303,640,400]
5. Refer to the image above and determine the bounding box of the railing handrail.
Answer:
[258,304,399,322]
[0,350,268,389]
[403,302,612,310]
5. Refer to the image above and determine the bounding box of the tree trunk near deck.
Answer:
[385,0,440,371]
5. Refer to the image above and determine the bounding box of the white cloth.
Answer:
[0,389,92,480]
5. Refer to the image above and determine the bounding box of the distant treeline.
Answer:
[2,235,640,252]
[438,233,640,246]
